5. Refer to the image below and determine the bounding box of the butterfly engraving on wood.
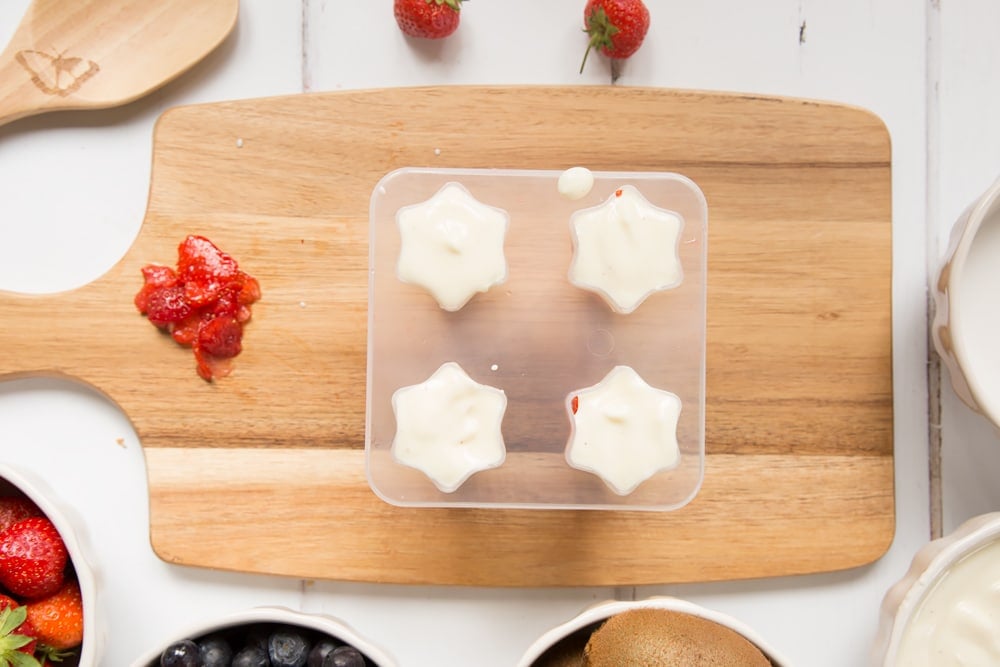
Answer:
[15,49,100,97]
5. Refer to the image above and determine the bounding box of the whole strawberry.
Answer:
[395,0,464,40]
[580,0,650,73]
[0,597,40,666]
[26,580,83,651]
[0,498,43,535]
[0,519,67,600]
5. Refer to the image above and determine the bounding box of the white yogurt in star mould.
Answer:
[896,537,1000,666]
[396,182,509,311]
[568,185,684,314]
[391,361,507,493]
[565,365,681,495]
[558,166,595,200]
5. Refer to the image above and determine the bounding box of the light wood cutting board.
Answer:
[0,86,894,586]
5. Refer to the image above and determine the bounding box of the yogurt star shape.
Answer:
[568,185,684,314]
[396,182,509,311]
[391,361,507,493]
[565,366,682,495]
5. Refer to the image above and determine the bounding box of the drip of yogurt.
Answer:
[391,361,507,493]
[565,365,681,495]
[396,182,509,311]
[896,537,1000,666]
[558,166,595,200]
[568,185,684,314]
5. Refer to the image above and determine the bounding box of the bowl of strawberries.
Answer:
[0,464,99,666]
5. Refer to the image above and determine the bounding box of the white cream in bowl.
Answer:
[874,512,1000,666]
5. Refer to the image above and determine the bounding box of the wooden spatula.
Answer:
[0,0,238,128]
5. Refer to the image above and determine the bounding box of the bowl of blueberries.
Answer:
[131,605,396,667]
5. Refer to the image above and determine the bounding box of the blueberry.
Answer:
[198,634,233,667]
[231,645,269,667]
[243,625,270,650]
[324,646,366,667]
[160,639,201,667]
[268,627,312,667]
[308,638,343,667]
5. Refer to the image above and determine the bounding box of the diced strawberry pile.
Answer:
[0,496,84,666]
[134,235,261,381]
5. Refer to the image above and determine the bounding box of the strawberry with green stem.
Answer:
[580,0,650,81]
[0,598,40,667]
[395,0,465,40]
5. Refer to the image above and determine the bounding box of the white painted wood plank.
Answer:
[934,0,1000,535]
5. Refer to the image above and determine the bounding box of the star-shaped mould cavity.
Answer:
[565,365,682,495]
[568,185,684,314]
[396,182,509,311]
[391,361,508,493]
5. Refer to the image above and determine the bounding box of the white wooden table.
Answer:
[0,2,993,665]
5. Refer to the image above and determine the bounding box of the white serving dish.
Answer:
[130,605,397,667]
[0,463,104,666]
[516,596,791,667]
[932,175,1000,429]
[872,512,1000,666]
[366,167,708,511]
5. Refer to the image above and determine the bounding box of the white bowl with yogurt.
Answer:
[873,512,1000,665]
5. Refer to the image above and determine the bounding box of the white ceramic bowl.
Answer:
[872,512,1000,665]
[129,605,397,667]
[516,596,791,667]
[932,176,1000,429]
[0,463,103,666]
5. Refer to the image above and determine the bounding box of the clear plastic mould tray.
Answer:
[365,167,707,511]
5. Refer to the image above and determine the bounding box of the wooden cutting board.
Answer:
[0,86,894,586]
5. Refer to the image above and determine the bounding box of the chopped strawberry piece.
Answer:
[238,274,261,304]
[177,235,240,307]
[143,285,194,327]
[134,265,179,313]
[169,314,202,346]
[141,264,178,288]
[194,349,233,381]
[197,316,243,358]
[135,235,260,381]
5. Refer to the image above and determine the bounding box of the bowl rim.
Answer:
[514,596,791,667]
[873,511,1000,665]
[127,605,398,667]
[943,176,1000,425]
[0,463,102,666]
